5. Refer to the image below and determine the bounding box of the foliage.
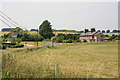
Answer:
[112,30,120,33]
[10,27,24,34]
[1,28,12,32]
[102,30,105,33]
[0,45,7,49]
[10,37,16,44]
[62,39,72,43]
[106,30,110,33]
[21,33,29,41]
[2,38,6,42]
[56,35,64,43]
[115,35,120,40]
[15,38,22,43]
[30,29,38,32]
[104,35,110,37]
[8,44,24,48]
[110,34,118,39]
[39,20,53,39]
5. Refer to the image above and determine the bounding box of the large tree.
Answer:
[10,27,24,34]
[39,20,53,39]
[106,30,110,33]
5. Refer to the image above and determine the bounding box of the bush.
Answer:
[2,38,6,42]
[16,38,22,43]
[44,38,51,41]
[0,45,7,49]
[62,39,72,43]
[10,43,16,45]
[11,37,16,44]
[8,44,24,48]
[56,35,64,43]
[75,40,81,42]
[83,39,87,42]
[67,39,72,43]
[38,36,44,41]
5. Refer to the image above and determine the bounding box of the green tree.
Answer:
[56,35,64,43]
[10,27,24,34]
[11,37,16,44]
[16,38,22,43]
[39,20,53,39]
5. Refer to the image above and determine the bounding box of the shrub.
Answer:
[8,44,24,48]
[10,43,16,45]
[11,37,16,44]
[16,38,22,43]
[62,40,67,43]
[67,39,72,43]
[44,38,51,41]
[75,40,81,42]
[104,35,109,37]
[62,39,72,43]
[56,35,64,43]
[83,39,87,42]
[2,38,6,42]
[38,36,44,41]
[0,45,7,49]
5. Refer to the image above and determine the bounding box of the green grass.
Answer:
[2,41,118,78]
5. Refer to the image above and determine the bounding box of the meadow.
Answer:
[2,41,118,78]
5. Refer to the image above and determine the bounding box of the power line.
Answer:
[0,10,23,28]
[0,19,12,28]
[0,13,17,27]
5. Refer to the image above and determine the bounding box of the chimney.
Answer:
[91,28,95,33]
[85,29,89,33]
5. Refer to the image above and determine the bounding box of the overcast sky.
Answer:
[0,0,119,31]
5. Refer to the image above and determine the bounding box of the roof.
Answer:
[104,37,112,40]
[80,32,102,37]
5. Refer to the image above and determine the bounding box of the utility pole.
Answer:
[37,29,38,47]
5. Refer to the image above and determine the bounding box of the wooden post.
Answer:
[55,64,59,77]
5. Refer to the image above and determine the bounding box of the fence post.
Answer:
[55,64,59,77]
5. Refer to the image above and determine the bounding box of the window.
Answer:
[101,35,103,37]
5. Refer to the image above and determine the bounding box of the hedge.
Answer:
[8,44,24,48]
[0,45,7,49]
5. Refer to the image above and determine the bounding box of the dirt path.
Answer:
[24,44,34,47]
[42,41,61,46]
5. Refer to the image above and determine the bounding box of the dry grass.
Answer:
[2,41,118,78]
[103,33,119,36]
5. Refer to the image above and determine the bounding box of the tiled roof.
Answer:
[80,32,101,37]
[104,37,112,39]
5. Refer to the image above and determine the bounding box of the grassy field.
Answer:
[103,33,119,36]
[2,41,118,78]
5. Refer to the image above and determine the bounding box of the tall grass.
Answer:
[2,41,118,78]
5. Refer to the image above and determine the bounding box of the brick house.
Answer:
[79,28,104,42]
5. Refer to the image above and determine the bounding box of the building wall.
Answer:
[80,36,93,42]
[97,33,104,42]
[79,33,104,42]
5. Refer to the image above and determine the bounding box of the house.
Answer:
[79,28,104,42]
[104,37,112,41]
